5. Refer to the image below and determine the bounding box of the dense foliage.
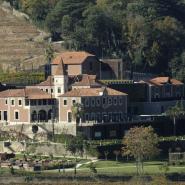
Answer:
[5,0,185,81]
[0,72,45,85]
[122,126,159,174]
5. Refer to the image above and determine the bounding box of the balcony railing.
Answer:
[79,115,164,126]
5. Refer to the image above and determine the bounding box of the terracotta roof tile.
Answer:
[73,74,102,87]
[0,88,53,99]
[60,87,127,97]
[170,79,184,85]
[148,77,183,86]
[37,76,54,86]
[52,51,95,65]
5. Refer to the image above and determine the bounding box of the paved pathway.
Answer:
[45,159,99,173]
[76,159,98,169]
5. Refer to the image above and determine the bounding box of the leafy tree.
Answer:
[122,126,159,175]
[61,15,73,39]
[66,134,84,157]
[166,101,185,136]
[86,7,119,55]
[170,51,185,81]
[71,102,84,125]
[5,0,185,79]
[20,0,54,26]
[113,150,120,161]
[122,14,149,79]
[45,0,95,38]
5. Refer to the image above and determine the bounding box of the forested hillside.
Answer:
[5,0,185,81]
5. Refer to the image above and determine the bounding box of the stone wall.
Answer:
[1,122,77,141]
[0,141,26,153]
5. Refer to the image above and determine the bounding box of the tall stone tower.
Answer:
[51,61,68,98]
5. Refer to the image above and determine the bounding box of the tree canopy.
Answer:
[5,0,185,81]
[122,126,159,175]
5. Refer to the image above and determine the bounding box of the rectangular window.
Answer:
[38,100,42,105]
[46,89,48,93]
[33,100,37,105]
[18,99,22,106]
[5,99,8,105]
[64,99,67,106]
[15,111,19,120]
[85,114,89,122]
[72,99,76,105]
[108,98,112,105]
[85,98,89,107]
[58,87,61,93]
[52,99,55,105]
[51,88,53,93]
[0,111,1,120]
[4,111,7,121]
[91,98,95,107]
[96,98,100,106]
[43,99,47,105]
[95,132,101,138]
[11,99,15,106]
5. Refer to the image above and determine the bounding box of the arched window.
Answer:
[38,110,47,122]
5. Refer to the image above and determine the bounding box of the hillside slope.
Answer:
[0,5,49,72]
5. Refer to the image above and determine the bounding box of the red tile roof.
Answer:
[73,74,102,87]
[0,88,53,99]
[148,77,183,86]
[140,77,184,86]
[60,87,127,97]
[52,51,95,65]
[37,76,54,86]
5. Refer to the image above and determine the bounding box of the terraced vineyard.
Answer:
[0,6,48,72]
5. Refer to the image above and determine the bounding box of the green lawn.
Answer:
[79,160,185,175]
[4,159,185,176]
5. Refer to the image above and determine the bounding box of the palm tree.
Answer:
[166,101,184,136]
[45,43,55,140]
